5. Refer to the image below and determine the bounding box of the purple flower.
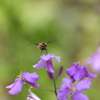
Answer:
[57,78,91,100]
[66,62,97,82]
[85,46,100,73]
[33,54,60,73]
[6,72,40,95]
[27,90,41,100]
[6,78,23,95]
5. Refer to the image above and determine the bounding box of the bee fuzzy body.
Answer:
[37,42,47,51]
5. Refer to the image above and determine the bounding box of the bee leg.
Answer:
[40,50,43,55]
[45,49,48,54]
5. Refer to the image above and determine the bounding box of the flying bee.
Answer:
[29,38,56,54]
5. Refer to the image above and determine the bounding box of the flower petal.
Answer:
[72,92,89,100]
[30,83,40,88]
[86,52,100,72]
[73,67,85,81]
[41,54,61,63]
[66,66,76,76]
[84,68,97,78]
[57,78,71,100]
[47,71,54,80]
[22,72,40,88]
[6,78,23,95]
[45,60,55,73]
[86,72,97,78]
[50,54,60,62]
[57,89,69,100]
[74,78,91,91]
[66,62,79,76]
[27,90,41,100]
[33,60,45,69]
[6,83,15,89]
[61,78,71,88]
[22,72,39,83]
[40,54,51,61]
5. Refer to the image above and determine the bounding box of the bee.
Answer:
[29,38,56,54]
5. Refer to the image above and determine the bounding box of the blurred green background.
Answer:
[0,0,100,100]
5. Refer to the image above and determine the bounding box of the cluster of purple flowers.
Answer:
[6,53,97,100]
[58,62,97,100]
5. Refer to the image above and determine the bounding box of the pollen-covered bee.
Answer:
[29,38,56,53]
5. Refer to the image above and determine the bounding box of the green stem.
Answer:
[53,80,57,95]
[40,87,54,92]
[53,80,59,100]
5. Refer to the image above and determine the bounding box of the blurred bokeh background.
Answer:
[0,0,100,100]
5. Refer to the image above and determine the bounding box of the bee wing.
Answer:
[28,41,38,45]
[47,37,57,44]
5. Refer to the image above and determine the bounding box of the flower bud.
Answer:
[57,66,63,76]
